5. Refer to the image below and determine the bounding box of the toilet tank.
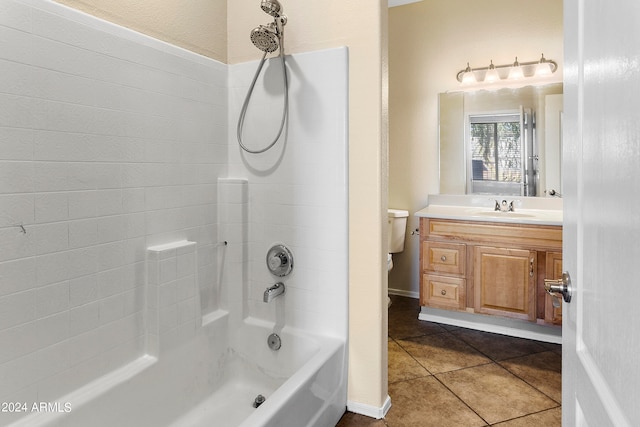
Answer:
[387,209,409,253]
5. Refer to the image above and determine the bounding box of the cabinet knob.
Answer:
[440,255,447,262]
[441,289,447,296]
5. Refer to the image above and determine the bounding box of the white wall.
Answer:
[0,0,226,415]
[227,48,349,337]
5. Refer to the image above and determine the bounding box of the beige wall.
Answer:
[56,0,389,412]
[54,0,227,61]
[388,0,563,296]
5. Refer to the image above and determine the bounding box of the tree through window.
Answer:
[469,113,522,195]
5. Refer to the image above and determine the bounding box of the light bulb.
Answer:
[535,53,553,77]
[461,62,476,85]
[484,60,500,83]
[508,57,524,80]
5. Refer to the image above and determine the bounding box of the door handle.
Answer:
[544,271,572,303]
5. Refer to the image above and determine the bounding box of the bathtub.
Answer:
[9,312,347,427]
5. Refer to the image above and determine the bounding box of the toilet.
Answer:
[387,208,409,306]
[387,208,409,271]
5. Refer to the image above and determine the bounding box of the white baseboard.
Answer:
[347,395,391,419]
[419,307,562,344]
[388,288,419,299]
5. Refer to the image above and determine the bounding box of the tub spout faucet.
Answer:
[264,282,285,303]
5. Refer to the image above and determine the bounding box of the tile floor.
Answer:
[337,295,562,427]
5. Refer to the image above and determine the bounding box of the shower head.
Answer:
[250,23,279,53]
[261,0,282,18]
[251,1,287,54]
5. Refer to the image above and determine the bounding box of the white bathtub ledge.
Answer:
[8,355,157,427]
[201,309,229,327]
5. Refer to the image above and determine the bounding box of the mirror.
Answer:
[439,83,563,197]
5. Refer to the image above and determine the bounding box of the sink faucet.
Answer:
[494,199,515,212]
[263,282,285,303]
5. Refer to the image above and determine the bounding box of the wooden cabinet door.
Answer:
[544,251,563,325]
[474,246,536,321]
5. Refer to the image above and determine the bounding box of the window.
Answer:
[468,113,523,195]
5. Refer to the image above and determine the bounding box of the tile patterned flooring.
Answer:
[337,295,562,426]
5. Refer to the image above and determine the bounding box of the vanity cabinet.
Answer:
[419,218,562,326]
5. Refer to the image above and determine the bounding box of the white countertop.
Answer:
[415,195,563,226]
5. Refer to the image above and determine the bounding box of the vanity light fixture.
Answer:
[456,54,558,84]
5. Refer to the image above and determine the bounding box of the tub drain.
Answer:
[253,394,266,408]
[267,333,281,350]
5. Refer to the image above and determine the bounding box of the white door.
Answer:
[563,0,640,425]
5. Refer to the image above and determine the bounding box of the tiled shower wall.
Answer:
[228,48,349,338]
[0,0,227,405]
[0,0,349,415]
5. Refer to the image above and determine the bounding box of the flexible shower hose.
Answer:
[236,50,289,154]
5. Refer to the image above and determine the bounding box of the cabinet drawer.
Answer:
[423,241,466,275]
[421,274,466,310]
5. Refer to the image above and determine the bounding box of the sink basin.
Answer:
[415,195,563,225]
[468,210,535,219]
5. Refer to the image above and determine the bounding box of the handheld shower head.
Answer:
[237,0,290,154]
[251,0,287,54]
[261,0,282,17]
[250,23,279,53]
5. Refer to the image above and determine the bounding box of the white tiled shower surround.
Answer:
[228,49,349,337]
[146,240,200,357]
[0,0,348,422]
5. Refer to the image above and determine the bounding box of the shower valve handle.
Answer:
[266,244,294,277]
[269,252,287,269]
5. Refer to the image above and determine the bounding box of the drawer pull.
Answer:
[441,289,447,296]
[441,255,447,262]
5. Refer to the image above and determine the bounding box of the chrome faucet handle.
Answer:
[266,244,294,277]
[494,200,501,211]
[508,201,515,212]
[268,252,287,270]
